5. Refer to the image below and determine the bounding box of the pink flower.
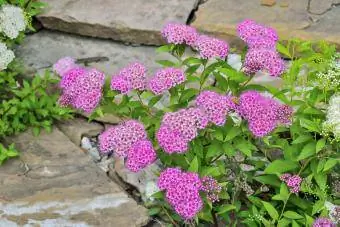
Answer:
[246,36,277,50]
[161,23,199,46]
[53,57,77,77]
[59,68,105,113]
[280,173,302,193]
[201,176,222,203]
[313,218,335,227]
[244,48,285,77]
[237,91,293,137]
[237,19,278,44]
[195,91,235,126]
[158,168,203,220]
[98,120,147,156]
[157,108,208,153]
[110,62,147,94]
[126,139,156,172]
[148,67,185,95]
[195,35,229,59]
[59,67,87,89]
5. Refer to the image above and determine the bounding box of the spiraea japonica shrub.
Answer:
[54,20,339,226]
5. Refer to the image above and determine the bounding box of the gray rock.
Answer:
[15,30,171,77]
[56,117,103,146]
[37,0,199,45]
[113,157,161,201]
[192,0,340,48]
[0,127,149,226]
[81,137,93,151]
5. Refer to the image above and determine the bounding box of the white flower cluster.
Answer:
[0,42,15,70]
[316,54,340,89]
[323,93,340,141]
[0,4,26,39]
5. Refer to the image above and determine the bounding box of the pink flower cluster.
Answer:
[149,67,185,95]
[195,91,235,126]
[194,35,229,59]
[53,56,77,77]
[312,218,335,227]
[237,91,293,137]
[161,23,229,59]
[98,120,156,172]
[237,19,285,77]
[237,19,278,45]
[156,108,208,153]
[54,57,105,113]
[201,176,222,203]
[158,168,203,219]
[161,23,199,46]
[110,62,147,94]
[280,173,302,193]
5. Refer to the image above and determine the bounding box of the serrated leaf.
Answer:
[262,201,279,220]
[225,127,241,141]
[222,142,235,157]
[265,160,299,174]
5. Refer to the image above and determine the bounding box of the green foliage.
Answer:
[0,1,74,165]
[97,38,340,226]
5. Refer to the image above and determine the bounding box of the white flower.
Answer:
[0,42,15,70]
[144,181,159,201]
[323,93,340,141]
[0,5,26,39]
[316,54,340,89]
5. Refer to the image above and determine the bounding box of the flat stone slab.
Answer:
[16,30,171,77]
[37,0,199,45]
[192,0,340,48]
[0,127,149,226]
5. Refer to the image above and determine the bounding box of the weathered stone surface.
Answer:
[0,127,149,226]
[308,0,335,15]
[56,117,103,145]
[15,30,172,77]
[261,0,276,7]
[112,157,160,201]
[192,0,340,48]
[37,0,199,45]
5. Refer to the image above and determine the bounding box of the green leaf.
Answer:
[300,118,320,133]
[179,88,198,103]
[254,175,281,187]
[312,200,324,215]
[278,218,291,227]
[188,156,199,172]
[217,204,236,214]
[292,220,300,227]
[148,95,162,107]
[323,159,338,172]
[224,127,241,141]
[265,160,299,174]
[283,211,304,219]
[297,142,316,160]
[262,201,279,220]
[156,60,177,67]
[276,42,291,58]
[148,207,161,216]
[206,142,223,159]
[292,135,312,144]
[156,45,173,53]
[314,173,327,190]
[222,142,235,157]
[315,138,326,153]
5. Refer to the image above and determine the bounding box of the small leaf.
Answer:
[225,127,241,141]
[265,160,299,174]
[156,45,172,53]
[222,142,235,157]
[148,95,162,107]
[315,138,326,153]
[292,135,312,144]
[262,201,279,220]
[276,42,291,58]
[148,207,161,216]
[323,159,338,172]
[283,211,304,219]
[217,204,236,214]
[297,142,316,160]
[188,156,199,172]
[156,60,177,67]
